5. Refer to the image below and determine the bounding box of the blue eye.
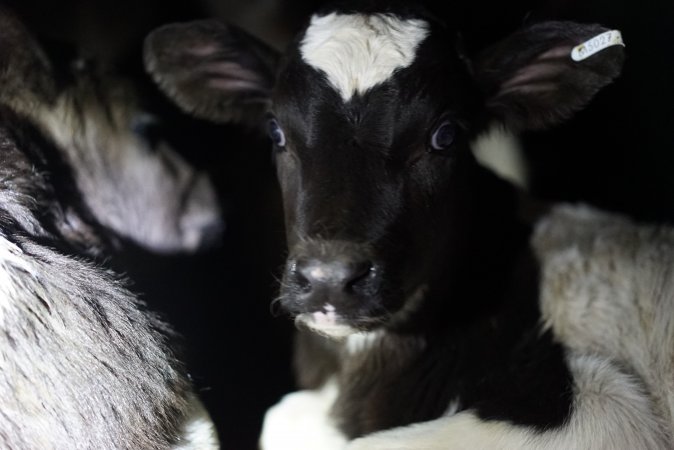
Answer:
[267,118,286,148]
[429,120,456,152]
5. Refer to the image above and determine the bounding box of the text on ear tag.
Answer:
[571,30,624,62]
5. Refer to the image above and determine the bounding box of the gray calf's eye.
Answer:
[131,113,163,148]
[267,118,286,148]
[430,120,456,152]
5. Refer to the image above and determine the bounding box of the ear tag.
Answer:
[571,30,624,62]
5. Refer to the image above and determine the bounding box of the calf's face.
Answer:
[38,78,222,253]
[145,8,624,335]
[268,14,481,334]
[0,7,222,254]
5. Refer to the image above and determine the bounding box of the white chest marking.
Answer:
[260,379,347,450]
[300,12,429,101]
[345,330,384,354]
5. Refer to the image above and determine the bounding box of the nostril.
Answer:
[290,260,312,293]
[345,261,375,291]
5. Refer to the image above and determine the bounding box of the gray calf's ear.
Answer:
[474,21,625,130]
[144,20,279,124]
[0,7,57,105]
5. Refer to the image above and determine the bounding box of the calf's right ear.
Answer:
[473,21,625,130]
[0,6,57,107]
[144,20,280,124]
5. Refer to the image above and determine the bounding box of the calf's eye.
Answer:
[267,118,286,148]
[131,113,163,149]
[429,120,456,153]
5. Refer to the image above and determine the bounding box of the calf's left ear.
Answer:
[473,21,625,130]
[144,20,279,124]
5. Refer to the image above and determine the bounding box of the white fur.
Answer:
[444,398,461,417]
[260,379,347,450]
[296,311,358,338]
[345,330,384,354]
[347,354,669,449]
[172,396,219,450]
[0,236,38,326]
[0,233,210,448]
[533,204,674,431]
[300,13,429,101]
[471,125,528,189]
[34,88,220,254]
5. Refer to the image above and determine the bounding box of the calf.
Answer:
[144,3,673,448]
[0,7,220,449]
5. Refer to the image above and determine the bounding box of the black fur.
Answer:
[143,3,625,443]
[294,168,574,438]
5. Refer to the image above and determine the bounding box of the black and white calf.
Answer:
[0,7,220,449]
[145,3,673,448]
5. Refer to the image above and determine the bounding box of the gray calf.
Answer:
[0,7,219,449]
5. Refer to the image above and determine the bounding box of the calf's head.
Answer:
[0,7,222,254]
[145,6,624,336]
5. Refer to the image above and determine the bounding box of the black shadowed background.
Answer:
[1,0,672,448]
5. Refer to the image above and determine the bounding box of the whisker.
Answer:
[269,297,283,317]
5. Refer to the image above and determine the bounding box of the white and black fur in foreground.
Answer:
[0,7,220,449]
[144,2,673,448]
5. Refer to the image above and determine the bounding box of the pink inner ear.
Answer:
[201,62,268,93]
[207,77,267,93]
[186,43,223,57]
[499,44,573,96]
[537,45,574,60]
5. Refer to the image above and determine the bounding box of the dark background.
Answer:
[2,0,673,448]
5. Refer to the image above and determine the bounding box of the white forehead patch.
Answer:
[300,12,429,101]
